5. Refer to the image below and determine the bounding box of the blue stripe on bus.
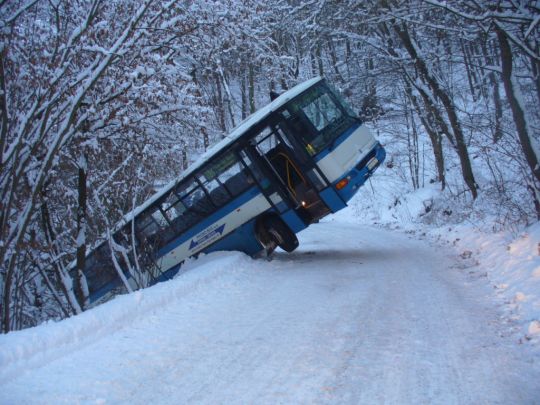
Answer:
[157,185,262,258]
[91,204,271,302]
[88,277,123,303]
[154,262,183,283]
[203,217,263,257]
[155,207,302,281]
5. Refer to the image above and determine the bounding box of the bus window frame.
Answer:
[283,82,357,156]
[137,147,261,250]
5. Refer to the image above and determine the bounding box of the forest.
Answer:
[0,0,538,332]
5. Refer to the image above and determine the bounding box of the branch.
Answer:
[2,0,40,25]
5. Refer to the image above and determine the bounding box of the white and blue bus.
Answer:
[81,77,386,305]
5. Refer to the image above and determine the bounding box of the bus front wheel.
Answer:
[265,217,299,253]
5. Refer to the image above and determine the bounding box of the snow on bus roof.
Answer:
[115,76,323,230]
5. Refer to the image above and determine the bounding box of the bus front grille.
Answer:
[356,148,377,171]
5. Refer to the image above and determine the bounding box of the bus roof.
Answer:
[115,76,323,231]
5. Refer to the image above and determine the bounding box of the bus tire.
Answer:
[254,217,277,256]
[265,217,299,253]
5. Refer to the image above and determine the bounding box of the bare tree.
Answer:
[0,0,206,332]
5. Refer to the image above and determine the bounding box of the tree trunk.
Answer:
[2,259,14,332]
[395,24,478,199]
[528,47,540,108]
[480,37,504,142]
[310,50,318,77]
[202,126,209,150]
[327,39,344,82]
[40,196,81,316]
[405,80,446,189]
[316,43,324,76]
[405,102,420,189]
[490,74,504,143]
[460,38,477,101]
[214,72,226,132]
[248,63,256,114]
[241,69,248,119]
[75,154,88,309]
[496,27,540,186]
[0,50,8,169]
[181,140,188,170]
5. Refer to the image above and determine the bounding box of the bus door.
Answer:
[248,125,331,224]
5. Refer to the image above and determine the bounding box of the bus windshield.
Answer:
[285,83,357,155]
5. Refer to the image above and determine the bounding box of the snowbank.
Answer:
[0,251,252,375]
[439,222,540,344]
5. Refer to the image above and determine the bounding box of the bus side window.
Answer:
[84,243,116,293]
[239,150,266,186]
[151,209,168,227]
[161,192,186,221]
[175,179,196,199]
[135,208,169,249]
[165,199,186,221]
[219,161,253,197]
[199,151,257,206]
[254,127,277,154]
[136,214,160,238]
[182,186,214,217]
[200,176,229,207]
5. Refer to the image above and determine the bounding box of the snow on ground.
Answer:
[430,221,540,346]
[1,211,539,404]
[350,179,540,352]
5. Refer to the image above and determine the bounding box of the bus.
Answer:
[79,77,386,306]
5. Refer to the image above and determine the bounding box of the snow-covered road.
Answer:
[1,220,539,404]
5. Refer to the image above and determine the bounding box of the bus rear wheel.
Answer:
[265,217,299,253]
